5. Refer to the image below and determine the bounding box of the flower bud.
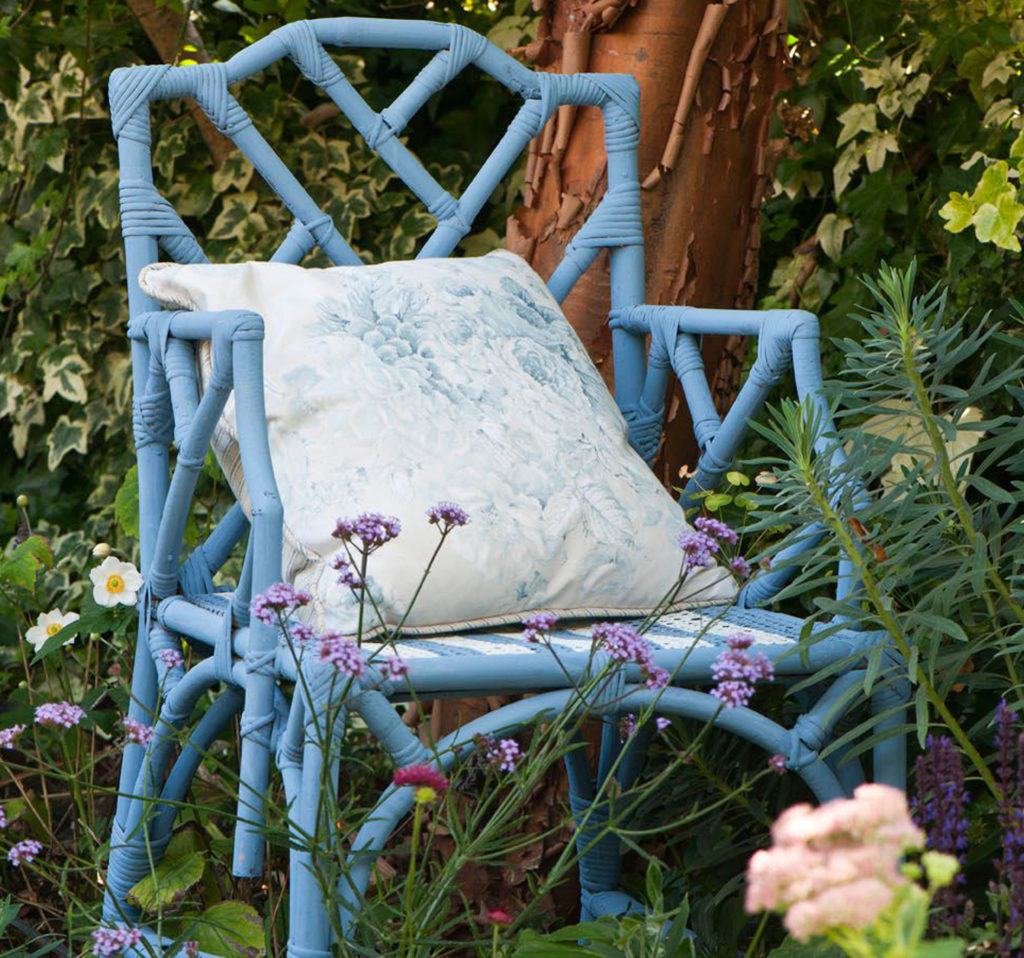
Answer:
[15,494,28,508]
[92,542,112,559]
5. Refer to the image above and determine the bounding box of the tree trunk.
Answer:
[508,0,789,485]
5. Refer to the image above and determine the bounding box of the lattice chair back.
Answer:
[108,17,659,889]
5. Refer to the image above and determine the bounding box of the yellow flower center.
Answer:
[46,623,62,637]
[414,786,437,804]
[106,574,125,594]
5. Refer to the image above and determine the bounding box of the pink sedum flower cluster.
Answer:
[745,783,925,941]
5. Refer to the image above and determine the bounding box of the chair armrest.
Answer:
[612,304,855,608]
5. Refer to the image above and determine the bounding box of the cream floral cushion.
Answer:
[139,251,736,635]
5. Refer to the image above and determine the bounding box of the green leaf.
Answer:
[41,346,91,404]
[836,103,877,146]
[972,193,1024,252]
[0,535,54,591]
[912,940,965,958]
[128,850,206,911]
[767,938,843,957]
[704,493,732,511]
[817,213,852,261]
[939,191,974,233]
[46,414,88,470]
[114,465,140,539]
[191,901,265,958]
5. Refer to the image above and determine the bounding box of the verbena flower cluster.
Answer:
[522,612,558,644]
[317,632,367,678]
[994,701,1024,944]
[746,784,925,941]
[90,926,143,956]
[329,553,363,589]
[333,512,402,550]
[7,838,42,866]
[710,633,773,708]
[677,529,719,570]
[122,716,155,748]
[426,502,470,529]
[250,582,312,626]
[382,655,409,679]
[157,647,183,669]
[592,622,669,690]
[0,724,26,749]
[482,736,522,772]
[34,701,86,728]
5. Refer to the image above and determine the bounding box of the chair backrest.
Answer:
[110,17,651,419]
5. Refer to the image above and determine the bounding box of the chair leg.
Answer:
[872,682,909,790]
[287,720,341,958]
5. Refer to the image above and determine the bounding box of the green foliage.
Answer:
[0,0,534,571]
[762,0,1024,329]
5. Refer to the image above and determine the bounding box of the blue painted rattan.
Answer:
[104,18,908,956]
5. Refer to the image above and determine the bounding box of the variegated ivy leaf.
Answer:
[817,213,852,261]
[835,103,876,147]
[11,391,44,458]
[863,130,899,173]
[209,191,261,241]
[46,414,88,470]
[833,141,866,196]
[212,152,255,193]
[41,347,91,404]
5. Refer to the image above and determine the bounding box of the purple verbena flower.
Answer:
[329,553,363,589]
[709,633,773,708]
[656,717,671,732]
[620,713,638,740]
[184,942,199,958]
[289,621,316,645]
[645,666,670,691]
[332,512,401,550]
[90,926,144,956]
[426,502,470,530]
[34,701,86,729]
[122,716,155,748]
[729,556,751,578]
[523,612,558,644]
[318,632,366,677]
[678,529,719,571]
[7,838,42,866]
[768,753,787,774]
[157,647,183,669]
[383,655,409,679]
[694,516,739,545]
[0,805,7,830]
[485,737,523,772]
[250,582,312,625]
[0,724,26,749]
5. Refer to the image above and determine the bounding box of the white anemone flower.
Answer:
[25,609,80,652]
[90,556,143,608]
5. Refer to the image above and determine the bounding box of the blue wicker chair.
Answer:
[103,17,908,956]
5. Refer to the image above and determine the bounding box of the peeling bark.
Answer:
[126,0,234,167]
[509,0,790,483]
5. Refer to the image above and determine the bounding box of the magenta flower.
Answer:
[34,701,86,728]
[392,764,449,792]
[768,753,787,773]
[7,838,42,866]
[122,716,155,748]
[90,926,144,956]
[157,647,183,669]
[694,515,739,545]
[426,502,470,529]
[0,724,26,749]
[486,908,513,925]
[332,512,401,550]
[318,633,366,677]
[730,556,752,578]
[710,633,774,708]
[250,582,312,625]
[522,612,558,643]
[383,655,409,679]
[329,553,363,589]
